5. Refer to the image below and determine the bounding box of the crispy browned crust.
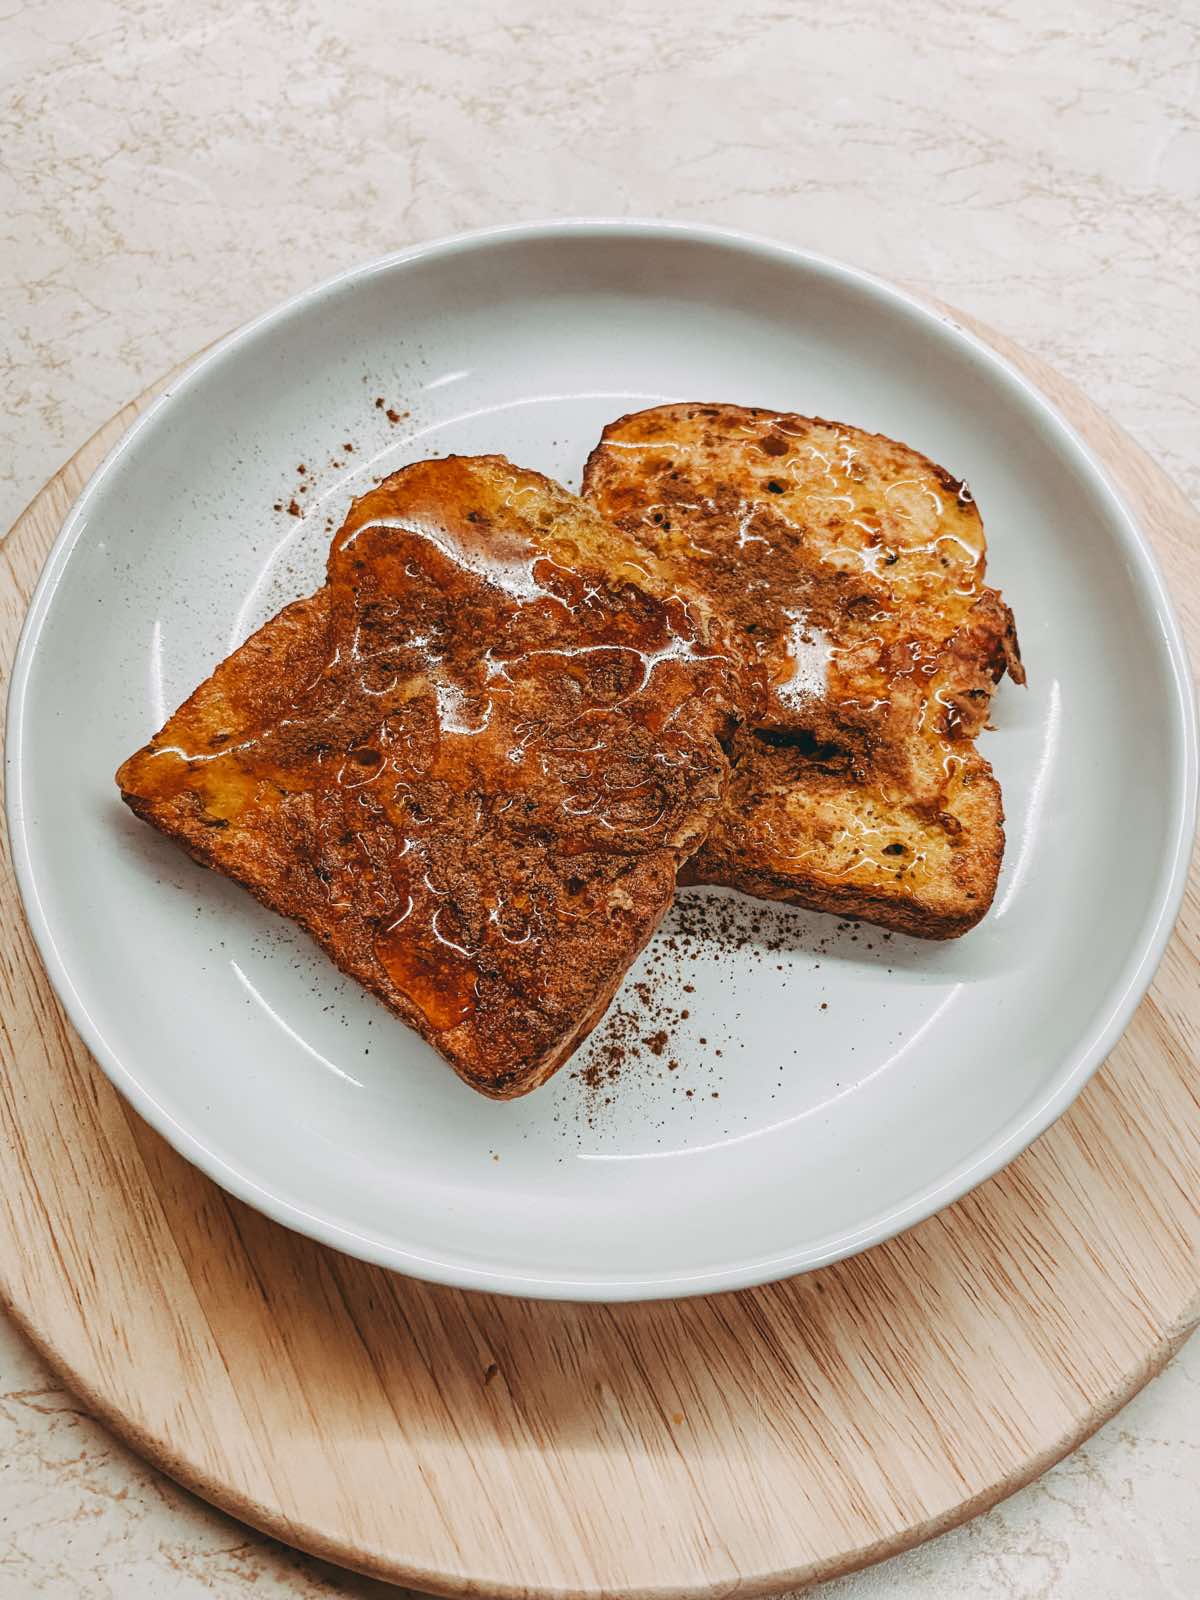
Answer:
[583,404,1023,939]
[117,456,742,1097]
[678,733,1006,939]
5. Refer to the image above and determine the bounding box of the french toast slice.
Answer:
[117,456,742,1097]
[583,404,1024,938]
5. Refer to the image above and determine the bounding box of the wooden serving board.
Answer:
[1,313,1197,1598]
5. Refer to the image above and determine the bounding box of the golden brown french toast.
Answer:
[117,456,742,1096]
[583,404,1024,938]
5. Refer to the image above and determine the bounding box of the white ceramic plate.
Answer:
[7,221,1196,1300]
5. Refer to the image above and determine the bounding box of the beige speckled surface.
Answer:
[2,0,1198,1594]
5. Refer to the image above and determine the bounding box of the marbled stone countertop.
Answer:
[2,1,1197,1594]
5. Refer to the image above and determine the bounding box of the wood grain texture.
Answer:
[0,311,1197,1599]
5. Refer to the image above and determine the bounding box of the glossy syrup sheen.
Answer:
[583,405,1023,905]
[118,457,739,1060]
[584,405,1010,742]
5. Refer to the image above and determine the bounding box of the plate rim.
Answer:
[6,217,1197,1301]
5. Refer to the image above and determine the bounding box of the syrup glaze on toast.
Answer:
[583,404,1024,937]
[117,456,742,1096]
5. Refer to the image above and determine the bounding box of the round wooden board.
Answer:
[1,310,1198,1600]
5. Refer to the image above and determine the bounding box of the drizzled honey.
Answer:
[118,456,739,1066]
[586,407,1015,752]
[585,405,1023,920]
